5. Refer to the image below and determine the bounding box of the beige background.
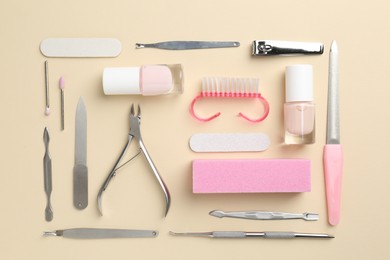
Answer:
[1,0,389,259]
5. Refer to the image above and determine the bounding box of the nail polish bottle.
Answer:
[103,64,183,96]
[284,64,315,144]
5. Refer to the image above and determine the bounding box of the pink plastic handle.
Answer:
[190,94,270,123]
[323,144,343,226]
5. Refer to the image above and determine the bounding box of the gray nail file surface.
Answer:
[189,133,270,152]
[40,38,122,57]
[74,97,88,209]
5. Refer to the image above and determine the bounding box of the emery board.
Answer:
[40,38,122,57]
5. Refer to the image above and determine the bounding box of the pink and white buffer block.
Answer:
[193,159,311,193]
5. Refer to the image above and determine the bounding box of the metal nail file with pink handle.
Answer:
[324,40,343,226]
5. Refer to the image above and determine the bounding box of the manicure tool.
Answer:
[97,104,171,217]
[74,97,88,210]
[59,77,65,130]
[44,61,50,116]
[43,127,53,221]
[43,228,158,239]
[324,40,343,226]
[193,159,310,193]
[170,231,334,239]
[189,133,270,153]
[190,77,269,123]
[135,41,240,50]
[209,210,319,221]
[40,38,122,57]
[252,40,324,56]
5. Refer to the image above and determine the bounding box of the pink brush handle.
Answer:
[323,144,343,226]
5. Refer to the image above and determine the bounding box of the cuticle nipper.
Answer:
[97,104,171,217]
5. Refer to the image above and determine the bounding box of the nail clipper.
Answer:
[97,104,171,217]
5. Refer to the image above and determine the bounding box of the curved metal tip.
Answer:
[303,212,320,221]
[97,190,104,216]
[43,127,50,142]
[164,202,170,217]
[209,210,225,218]
[43,231,57,237]
[135,43,145,49]
[130,103,135,115]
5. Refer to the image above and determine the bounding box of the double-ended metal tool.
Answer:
[170,231,334,239]
[97,104,171,217]
[209,210,319,221]
[43,228,158,239]
[43,127,53,221]
[135,41,240,50]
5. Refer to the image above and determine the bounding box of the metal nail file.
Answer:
[43,228,158,239]
[209,210,319,221]
[74,97,88,210]
[135,41,240,50]
[324,40,343,226]
[170,231,334,239]
[43,127,53,221]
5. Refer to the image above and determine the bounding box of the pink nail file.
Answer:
[193,159,310,193]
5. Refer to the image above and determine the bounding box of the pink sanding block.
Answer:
[192,159,310,193]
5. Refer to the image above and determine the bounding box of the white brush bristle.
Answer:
[201,77,259,95]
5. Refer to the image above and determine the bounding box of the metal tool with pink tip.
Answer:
[324,40,343,226]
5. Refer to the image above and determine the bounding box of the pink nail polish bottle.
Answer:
[284,64,315,144]
[103,64,183,96]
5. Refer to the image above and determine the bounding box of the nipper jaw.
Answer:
[97,104,171,217]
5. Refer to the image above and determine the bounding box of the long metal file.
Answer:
[74,97,88,209]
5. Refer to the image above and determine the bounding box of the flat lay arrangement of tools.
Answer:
[40,38,342,241]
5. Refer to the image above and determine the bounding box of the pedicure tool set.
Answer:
[41,38,339,240]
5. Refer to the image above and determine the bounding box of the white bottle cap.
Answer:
[285,64,313,102]
[103,67,141,95]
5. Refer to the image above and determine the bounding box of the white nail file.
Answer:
[189,133,270,152]
[40,38,122,57]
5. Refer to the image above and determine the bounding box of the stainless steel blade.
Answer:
[326,41,340,144]
[74,97,88,209]
[75,97,87,165]
[62,228,158,239]
[136,41,240,50]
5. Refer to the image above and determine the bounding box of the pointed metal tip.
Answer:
[135,43,145,49]
[130,103,135,116]
[43,127,50,142]
[331,40,338,52]
[97,193,104,216]
[43,231,57,237]
[137,104,141,117]
[209,210,224,218]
